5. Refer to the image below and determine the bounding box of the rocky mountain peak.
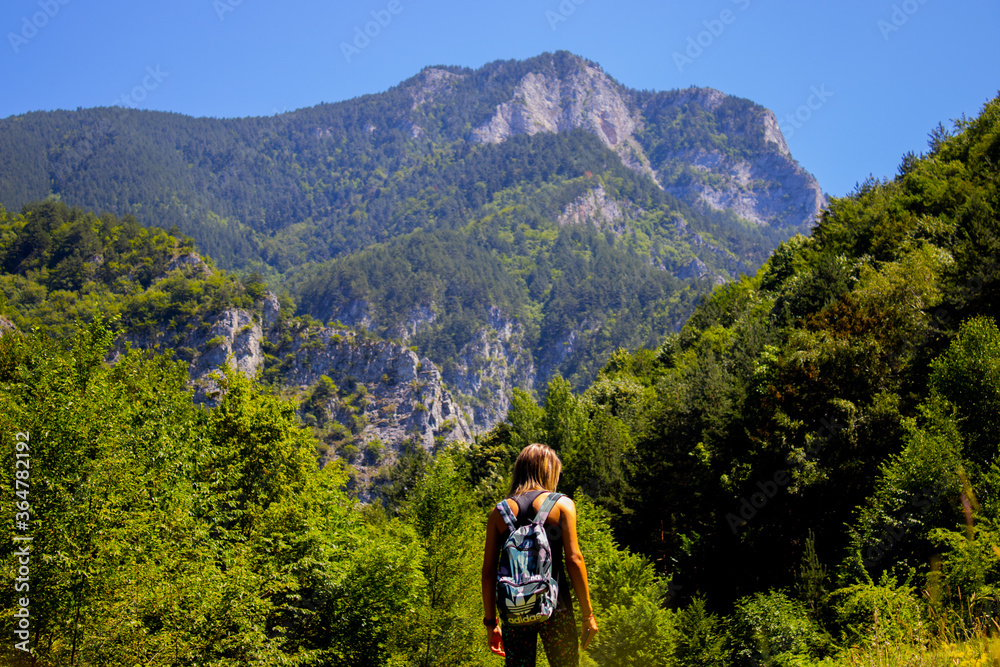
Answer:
[411,67,465,110]
[471,57,658,182]
[667,86,728,112]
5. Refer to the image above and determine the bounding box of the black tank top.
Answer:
[511,490,572,608]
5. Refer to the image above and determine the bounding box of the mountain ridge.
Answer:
[0,50,828,455]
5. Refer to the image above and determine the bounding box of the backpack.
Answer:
[495,492,563,626]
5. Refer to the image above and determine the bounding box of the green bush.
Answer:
[828,578,926,651]
[729,590,830,666]
[673,596,728,667]
[204,335,225,349]
[588,594,677,667]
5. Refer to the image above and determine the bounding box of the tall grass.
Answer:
[831,592,1000,667]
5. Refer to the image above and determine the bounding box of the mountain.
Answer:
[0,52,824,268]
[4,82,999,666]
[468,93,1000,664]
[0,51,826,441]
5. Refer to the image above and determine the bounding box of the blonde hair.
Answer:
[508,443,562,497]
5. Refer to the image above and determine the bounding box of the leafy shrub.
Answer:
[588,594,677,667]
[828,578,926,650]
[928,523,1000,627]
[729,590,830,666]
[204,335,225,349]
[673,596,728,667]
[929,316,1000,464]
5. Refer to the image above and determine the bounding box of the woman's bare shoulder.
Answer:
[547,493,575,522]
[488,499,517,527]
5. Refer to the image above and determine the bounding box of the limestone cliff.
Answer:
[468,55,825,234]
[557,183,641,235]
[115,255,472,458]
[443,307,536,427]
[283,327,473,451]
[471,61,659,184]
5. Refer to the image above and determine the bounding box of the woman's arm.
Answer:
[481,507,503,618]
[481,507,504,652]
[559,497,599,648]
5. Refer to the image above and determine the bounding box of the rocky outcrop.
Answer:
[471,62,659,184]
[386,305,436,342]
[120,305,266,403]
[161,253,212,279]
[443,307,535,428]
[470,57,824,234]
[189,308,265,397]
[411,67,465,110]
[648,86,824,230]
[330,299,374,330]
[285,328,473,450]
[557,183,642,235]
[663,148,827,230]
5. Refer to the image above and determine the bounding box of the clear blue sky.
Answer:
[2,0,997,198]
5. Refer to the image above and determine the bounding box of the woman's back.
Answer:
[481,443,598,665]
[504,491,571,607]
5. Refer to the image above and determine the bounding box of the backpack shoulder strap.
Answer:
[534,492,563,524]
[496,499,518,533]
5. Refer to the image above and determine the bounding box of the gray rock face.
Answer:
[386,305,436,342]
[411,67,466,110]
[663,148,827,230]
[189,308,264,398]
[443,307,536,428]
[261,293,282,329]
[331,299,373,330]
[161,253,211,278]
[117,252,481,450]
[470,58,825,234]
[471,63,659,183]
[285,328,473,450]
[121,304,266,403]
[557,183,641,235]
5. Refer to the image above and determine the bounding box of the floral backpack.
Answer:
[495,492,563,626]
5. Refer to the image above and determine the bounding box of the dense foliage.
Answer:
[0,52,814,393]
[0,200,267,339]
[486,93,1000,663]
[0,317,677,666]
[2,52,997,667]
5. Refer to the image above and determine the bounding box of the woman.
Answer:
[481,443,599,666]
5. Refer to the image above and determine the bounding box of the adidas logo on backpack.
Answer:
[495,492,563,626]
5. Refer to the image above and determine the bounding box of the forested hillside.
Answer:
[4,43,998,664]
[0,51,825,416]
[480,94,1000,664]
[0,201,478,474]
[2,87,998,665]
